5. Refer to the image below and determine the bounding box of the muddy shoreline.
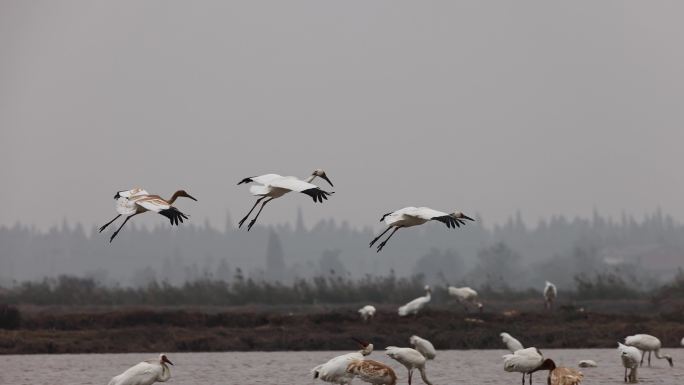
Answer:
[1,303,683,354]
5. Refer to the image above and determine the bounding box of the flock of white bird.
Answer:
[106,331,678,385]
[100,169,474,247]
[497,332,676,385]
[99,170,680,385]
[103,278,682,385]
[312,337,436,385]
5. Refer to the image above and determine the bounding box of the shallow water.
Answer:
[1,349,683,384]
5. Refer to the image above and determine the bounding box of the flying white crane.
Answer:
[530,359,584,385]
[237,169,334,231]
[346,359,397,385]
[358,305,377,322]
[503,347,544,385]
[99,188,197,242]
[409,335,436,360]
[618,342,641,383]
[385,346,433,385]
[312,338,374,384]
[543,281,557,310]
[369,207,473,252]
[447,286,483,312]
[108,353,173,385]
[398,286,431,317]
[624,334,673,367]
[500,332,525,353]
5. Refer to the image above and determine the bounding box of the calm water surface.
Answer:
[1,349,683,384]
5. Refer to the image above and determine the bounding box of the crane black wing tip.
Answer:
[159,208,189,226]
[237,177,254,185]
[432,215,466,229]
[301,188,333,203]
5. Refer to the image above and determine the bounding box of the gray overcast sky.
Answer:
[2,1,684,231]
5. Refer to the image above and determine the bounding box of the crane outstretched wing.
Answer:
[135,198,188,225]
[238,174,283,185]
[268,177,334,203]
[405,207,464,228]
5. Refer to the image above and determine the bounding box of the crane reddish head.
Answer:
[160,354,174,366]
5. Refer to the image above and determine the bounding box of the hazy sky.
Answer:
[2,1,684,231]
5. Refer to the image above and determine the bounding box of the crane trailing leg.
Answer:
[238,197,265,228]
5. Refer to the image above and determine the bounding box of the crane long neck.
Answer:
[305,174,316,183]
[159,363,171,381]
[167,191,182,204]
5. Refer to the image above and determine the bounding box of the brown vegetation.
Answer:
[1,303,683,354]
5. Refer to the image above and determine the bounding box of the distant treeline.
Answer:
[1,268,683,307]
[1,209,684,290]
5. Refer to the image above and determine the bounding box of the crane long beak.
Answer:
[186,194,198,201]
[163,357,174,365]
[321,174,334,187]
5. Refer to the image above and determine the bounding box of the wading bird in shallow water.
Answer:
[577,360,597,368]
[531,359,584,385]
[312,338,374,384]
[99,188,197,242]
[624,334,673,367]
[409,335,436,360]
[346,359,397,385]
[618,342,641,383]
[369,207,473,252]
[108,353,173,385]
[544,281,557,310]
[500,332,525,353]
[503,347,544,385]
[398,286,431,317]
[358,305,376,322]
[385,346,433,385]
[237,169,334,231]
[447,286,483,312]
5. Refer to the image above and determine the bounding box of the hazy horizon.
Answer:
[3,1,684,231]
[1,206,679,234]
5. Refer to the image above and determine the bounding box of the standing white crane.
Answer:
[543,281,557,310]
[500,332,525,353]
[681,337,684,347]
[624,334,673,367]
[409,335,436,360]
[312,338,374,384]
[358,305,377,322]
[503,347,544,385]
[618,342,642,383]
[237,169,334,231]
[530,359,584,385]
[346,359,397,385]
[108,353,173,385]
[99,188,197,242]
[369,207,473,252]
[398,286,431,317]
[447,286,483,312]
[385,346,433,385]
